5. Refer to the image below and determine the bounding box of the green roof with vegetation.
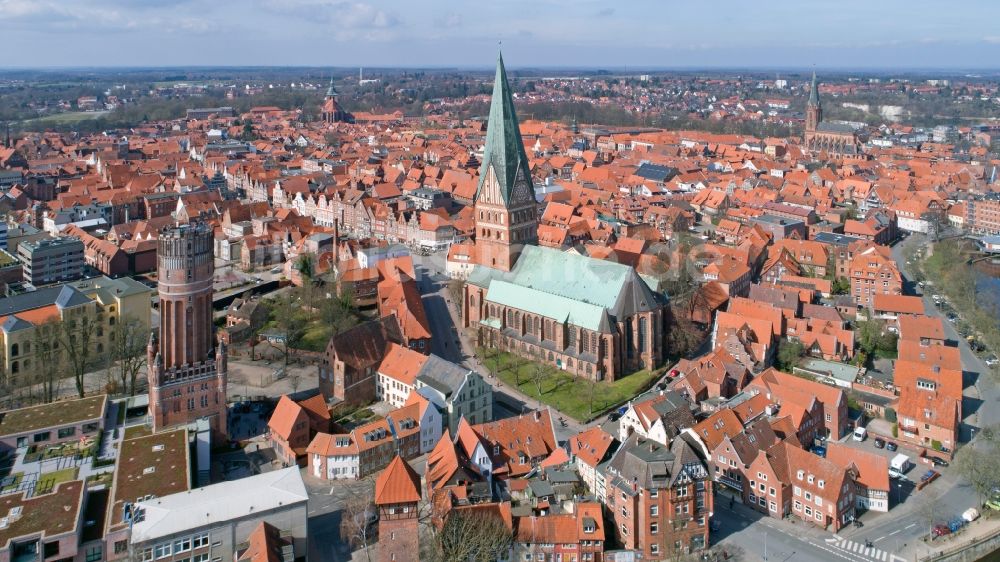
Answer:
[0,395,106,437]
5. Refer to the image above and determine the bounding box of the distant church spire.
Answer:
[808,70,820,107]
[326,74,339,98]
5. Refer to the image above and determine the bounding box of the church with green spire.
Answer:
[321,75,352,124]
[462,50,666,382]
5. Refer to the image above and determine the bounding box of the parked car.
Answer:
[874,437,885,449]
[853,426,867,442]
[962,508,980,523]
[931,457,949,468]
[608,412,621,422]
[985,494,1000,511]
[985,356,999,367]
[886,441,898,452]
[932,524,951,537]
[710,518,721,532]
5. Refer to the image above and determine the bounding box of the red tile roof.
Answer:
[375,455,422,505]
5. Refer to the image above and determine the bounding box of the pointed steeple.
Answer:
[808,70,820,107]
[476,48,533,205]
[326,75,339,98]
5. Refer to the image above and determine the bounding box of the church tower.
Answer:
[321,75,350,123]
[473,49,538,272]
[805,71,822,143]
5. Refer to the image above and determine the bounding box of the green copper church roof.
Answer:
[475,50,534,205]
[468,245,662,332]
[326,76,339,98]
[808,71,820,107]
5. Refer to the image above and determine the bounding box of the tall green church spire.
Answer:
[808,70,820,107]
[476,48,534,205]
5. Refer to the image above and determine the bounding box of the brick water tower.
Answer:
[147,221,228,440]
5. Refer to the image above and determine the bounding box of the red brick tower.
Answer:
[148,222,228,439]
[375,455,422,562]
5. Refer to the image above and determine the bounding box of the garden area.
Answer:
[34,467,78,495]
[479,348,662,422]
[23,437,98,464]
[258,271,364,356]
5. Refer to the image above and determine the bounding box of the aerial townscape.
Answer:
[2,3,1000,562]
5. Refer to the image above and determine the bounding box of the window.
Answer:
[57,427,76,438]
[650,544,660,555]
[192,533,209,549]
[115,541,129,554]
[650,505,658,516]
[175,537,192,553]
[154,543,172,559]
[621,523,628,535]
[44,542,60,558]
[650,489,658,498]
[650,522,658,534]
[86,546,103,562]
[33,431,50,443]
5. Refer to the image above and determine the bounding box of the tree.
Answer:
[831,277,851,295]
[269,295,305,368]
[529,348,548,396]
[916,489,941,540]
[240,120,256,141]
[339,484,378,562]
[435,510,513,562]
[956,426,1000,505]
[296,252,318,309]
[29,318,65,404]
[775,339,805,371]
[57,313,98,398]
[109,315,148,396]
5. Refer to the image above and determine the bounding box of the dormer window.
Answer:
[807,475,814,484]
[818,480,825,489]
[493,445,500,456]
[797,470,804,480]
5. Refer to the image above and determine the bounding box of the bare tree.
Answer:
[57,312,97,398]
[340,485,378,562]
[109,315,148,396]
[956,425,1000,505]
[915,489,941,540]
[30,318,65,403]
[435,509,513,562]
[529,348,548,396]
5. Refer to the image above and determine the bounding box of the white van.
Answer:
[853,426,867,441]
[890,454,911,479]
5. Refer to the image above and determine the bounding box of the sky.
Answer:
[3,0,1000,70]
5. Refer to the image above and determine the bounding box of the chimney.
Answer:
[534,410,541,422]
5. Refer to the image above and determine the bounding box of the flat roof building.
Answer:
[129,467,308,562]
[17,237,84,286]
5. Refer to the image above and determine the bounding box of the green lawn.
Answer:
[486,349,662,422]
[1,473,23,493]
[35,467,78,495]
[27,111,109,125]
